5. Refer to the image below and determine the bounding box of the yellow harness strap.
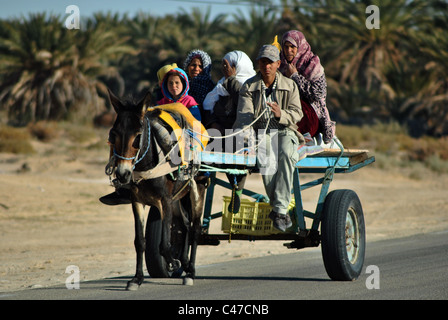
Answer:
[150,103,208,146]
[147,103,209,165]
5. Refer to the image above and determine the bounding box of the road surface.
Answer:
[1,231,447,304]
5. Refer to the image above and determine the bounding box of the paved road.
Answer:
[1,231,447,302]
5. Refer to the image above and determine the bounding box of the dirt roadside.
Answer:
[1,137,447,292]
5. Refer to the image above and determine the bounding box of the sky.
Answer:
[0,0,281,20]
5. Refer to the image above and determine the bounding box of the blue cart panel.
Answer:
[199,146,375,248]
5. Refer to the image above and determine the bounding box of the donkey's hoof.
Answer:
[126,281,140,291]
[183,277,194,286]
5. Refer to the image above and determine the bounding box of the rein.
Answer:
[108,115,187,181]
[109,106,273,180]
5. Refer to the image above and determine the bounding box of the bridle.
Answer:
[106,114,190,181]
[112,117,151,169]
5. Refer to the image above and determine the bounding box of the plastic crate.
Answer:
[221,196,296,236]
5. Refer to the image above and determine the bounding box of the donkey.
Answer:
[106,90,207,289]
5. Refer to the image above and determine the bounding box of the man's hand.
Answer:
[267,102,281,118]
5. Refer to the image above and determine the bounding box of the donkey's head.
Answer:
[108,89,150,185]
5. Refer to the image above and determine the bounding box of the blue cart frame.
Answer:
[197,143,375,280]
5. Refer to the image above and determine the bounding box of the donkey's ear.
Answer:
[146,108,162,119]
[137,91,152,116]
[108,89,122,113]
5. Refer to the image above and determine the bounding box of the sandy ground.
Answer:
[1,132,448,293]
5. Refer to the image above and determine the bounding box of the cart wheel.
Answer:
[145,207,169,278]
[145,207,184,278]
[321,189,365,281]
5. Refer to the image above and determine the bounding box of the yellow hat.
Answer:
[271,35,281,52]
[157,63,178,85]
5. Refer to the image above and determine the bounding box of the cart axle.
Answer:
[198,230,321,250]
[283,230,320,250]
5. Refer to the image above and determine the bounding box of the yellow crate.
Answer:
[221,196,296,236]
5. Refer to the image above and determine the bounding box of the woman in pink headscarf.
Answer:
[279,30,335,144]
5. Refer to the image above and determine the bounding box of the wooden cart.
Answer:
[198,144,375,281]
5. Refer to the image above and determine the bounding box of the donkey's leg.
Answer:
[160,204,181,272]
[183,182,206,286]
[183,214,203,286]
[174,217,190,278]
[176,198,191,272]
[126,202,146,291]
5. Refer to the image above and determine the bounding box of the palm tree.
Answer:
[277,0,323,50]
[361,0,448,136]
[159,6,229,76]
[0,14,79,124]
[118,12,162,95]
[226,5,280,62]
[397,1,448,136]
[278,0,430,120]
[320,0,427,89]
[0,13,134,125]
[76,13,136,102]
[176,7,228,53]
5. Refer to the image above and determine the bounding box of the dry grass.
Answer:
[337,123,448,174]
[58,122,100,144]
[0,126,35,154]
[0,121,108,155]
[27,121,60,142]
[1,121,447,174]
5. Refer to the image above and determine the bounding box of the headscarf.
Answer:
[223,50,256,86]
[279,30,324,81]
[203,50,255,112]
[157,63,178,86]
[183,49,215,105]
[280,30,335,143]
[183,49,212,76]
[157,67,197,109]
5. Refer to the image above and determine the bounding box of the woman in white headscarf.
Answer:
[203,50,256,131]
[202,50,256,214]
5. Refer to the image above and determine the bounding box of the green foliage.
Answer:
[0,1,447,137]
[281,0,448,136]
[0,13,135,125]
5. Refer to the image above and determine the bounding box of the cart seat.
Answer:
[297,149,374,173]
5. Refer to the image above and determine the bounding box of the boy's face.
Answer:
[258,58,280,79]
[167,74,183,99]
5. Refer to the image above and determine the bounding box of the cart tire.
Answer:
[145,206,170,278]
[321,189,365,281]
[145,206,185,278]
